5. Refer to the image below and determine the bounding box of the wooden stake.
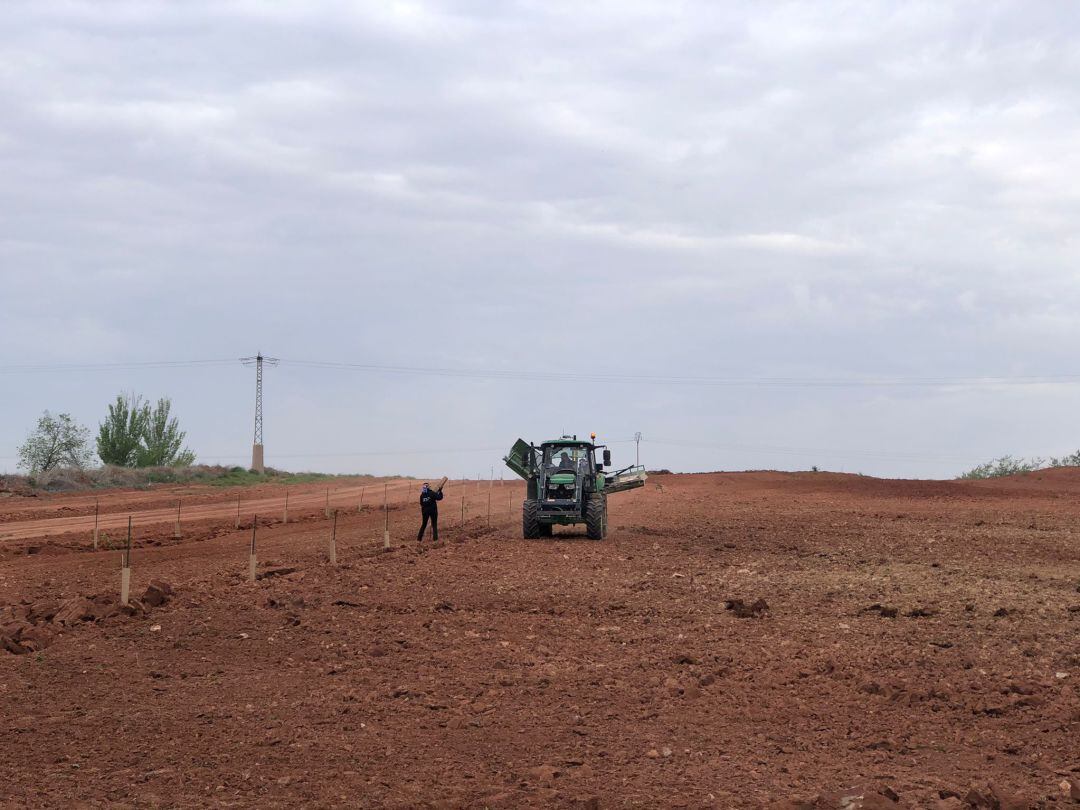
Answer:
[93,498,100,550]
[173,499,182,539]
[329,509,338,565]
[120,561,130,606]
[358,486,365,512]
[460,494,465,525]
[235,494,241,529]
[249,517,257,582]
[382,483,390,549]
[325,487,331,518]
[121,516,132,605]
[283,487,289,524]
[487,485,492,526]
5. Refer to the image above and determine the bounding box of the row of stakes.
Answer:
[100,482,518,605]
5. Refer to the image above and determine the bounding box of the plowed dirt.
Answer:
[1,471,1078,808]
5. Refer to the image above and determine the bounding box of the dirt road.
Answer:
[0,477,420,542]
[1,471,1078,807]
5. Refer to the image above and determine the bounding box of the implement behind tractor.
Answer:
[503,434,646,540]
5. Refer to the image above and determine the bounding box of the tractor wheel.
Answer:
[523,499,541,539]
[585,493,607,540]
[539,523,553,538]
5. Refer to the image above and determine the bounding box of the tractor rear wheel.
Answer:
[523,499,541,539]
[585,493,607,540]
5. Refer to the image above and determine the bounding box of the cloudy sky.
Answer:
[3,0,1080,479]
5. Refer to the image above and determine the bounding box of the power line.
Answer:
[189,438,638,460]
[0,438,638,462]
[280,358,1080,388]
[201,446,508,459]
[0,438,963,465]
[0,359,236,374]
[5,356,1080,388]
[645,437,981,464]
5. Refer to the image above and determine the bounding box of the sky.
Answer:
[3,0,1080,480]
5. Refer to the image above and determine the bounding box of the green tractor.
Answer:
[503,434,647,540]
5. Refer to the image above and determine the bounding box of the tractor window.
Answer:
[545,446,583,470]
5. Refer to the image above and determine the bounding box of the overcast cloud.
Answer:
[3,1,1080,479]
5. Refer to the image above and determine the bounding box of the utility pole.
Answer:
[635,432,643,466]
[240,352,279,473]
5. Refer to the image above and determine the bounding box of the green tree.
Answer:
[96,394,148,467]
[17,411,93,473]
[136,397,194,467]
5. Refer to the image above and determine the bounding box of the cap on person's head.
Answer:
[422,483,429,489]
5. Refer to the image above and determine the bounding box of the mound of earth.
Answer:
[1,580,173,655]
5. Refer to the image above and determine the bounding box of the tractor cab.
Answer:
[539,439,596,503]
[504,436,607,499]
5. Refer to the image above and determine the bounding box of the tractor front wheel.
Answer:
[523,499,541,539]
[585,493,607,540]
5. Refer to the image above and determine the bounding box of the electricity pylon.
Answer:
[240,353,279,473]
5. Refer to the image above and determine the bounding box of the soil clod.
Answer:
[725,597,769,618]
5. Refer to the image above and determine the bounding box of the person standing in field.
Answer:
[417,483,443,544]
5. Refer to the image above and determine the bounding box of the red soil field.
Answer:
[1,471,1078,808]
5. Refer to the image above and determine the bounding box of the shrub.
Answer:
[959,455,1045,479]
[1048,450,1080,468]
[17,411,93,473]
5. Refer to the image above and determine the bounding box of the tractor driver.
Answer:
[558,451,575,470]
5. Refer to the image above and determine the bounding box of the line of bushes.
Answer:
[1,465,371,493]
[959,451,1080,480]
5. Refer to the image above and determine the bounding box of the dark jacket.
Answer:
[420,487,443,515]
